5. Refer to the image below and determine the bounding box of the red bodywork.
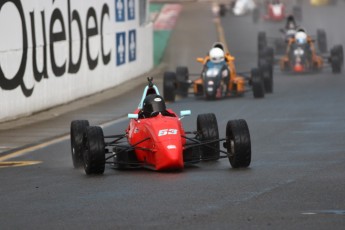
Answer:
[126,109,186,171]
[264,3,286,21]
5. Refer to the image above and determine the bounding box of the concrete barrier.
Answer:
[0,0,153,122]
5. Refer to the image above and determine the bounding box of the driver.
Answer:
[209,47,225,63]
[288,28,312,60]
[141,94,170,118]
[205,45,231,94]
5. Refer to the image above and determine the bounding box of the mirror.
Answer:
[180,110,191,117]
[128,114,139,119]
[196,57,204,63]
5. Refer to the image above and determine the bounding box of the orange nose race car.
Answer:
[279,36,343,74]
[163,42,273,102]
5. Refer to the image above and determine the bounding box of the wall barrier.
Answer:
[0,0,153,122]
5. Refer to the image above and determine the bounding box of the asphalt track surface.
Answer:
[1,1,345,229]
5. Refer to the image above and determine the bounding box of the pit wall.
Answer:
[0,0,153,122]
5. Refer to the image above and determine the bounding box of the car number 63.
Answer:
[158,129,178,136]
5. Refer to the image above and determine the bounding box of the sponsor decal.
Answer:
[167,145,176,149]
[158,129,178,136]
[128,29,136,62]
[0,0,111,97]
[116,32,126,66]
[127,0,135,20]
[115,0,125,22]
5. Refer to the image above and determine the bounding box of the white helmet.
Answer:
[209,47,225,63]
[295,31,307,44]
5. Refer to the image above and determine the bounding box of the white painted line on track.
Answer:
[0,116,128,162]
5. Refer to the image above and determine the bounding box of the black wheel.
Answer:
[70,120,89,168]
[330,46,343,74]
[334,45,344,64]
[176,66,189,97]
[317,29,327,53]
[83,126,105,175]
[226,119,251,168]
[262,64,273,93]
[258,31,267,53]
[251,68,265,98]
[163,71,176,102]
[197,113,220,160]
[258,47,274,67]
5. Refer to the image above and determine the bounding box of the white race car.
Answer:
[232,0,257,16]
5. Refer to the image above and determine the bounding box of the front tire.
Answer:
[84,126,105,175]
[163,71,177,102]
[251,68,265,98]
[197,113,220,160]
[70,120,89,168]
[226,119,251,168]
[258,31,267,53]
[330,45,343,74]
[262,64,273,93]
[317,29,327,53]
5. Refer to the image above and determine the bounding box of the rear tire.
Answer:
[262,64,273,93]
[197,113,220,160]
[330,45,343,74]
[84,126,105,175]
[176,66,189,97]
[163,71,176,102]
[317,29,327,53]
[70,120,89,168]
[258,47,274,67]
[251,68,265,98]
[258,31,267,53]
[226,119,251,168]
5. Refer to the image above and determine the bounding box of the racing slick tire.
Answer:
[251,68,265,98]
[258,31,267,53]
[197,113,220,161]
[262,64,273,93]
[163,71,177,102]
[225,119,251,168]
[70,120,89,168]
[317,29,327,53]
[330,45,343,74]
[258,47,274,67]
[83,126,105,175]
[176,66,189,97]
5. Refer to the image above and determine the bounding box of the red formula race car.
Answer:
[70,78,252,175]
[253,0,302,23]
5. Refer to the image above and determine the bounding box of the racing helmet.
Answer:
[286,15,296,29]
[295,29,307,44]
[209,47,225,63]
[142,94,166,117]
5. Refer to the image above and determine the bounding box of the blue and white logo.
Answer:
[128,30,136,62]
[116,32,126,66]
[115,0,125,22]
[127,0,135,20]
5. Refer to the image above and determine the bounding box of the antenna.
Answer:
[147,77,153,88]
